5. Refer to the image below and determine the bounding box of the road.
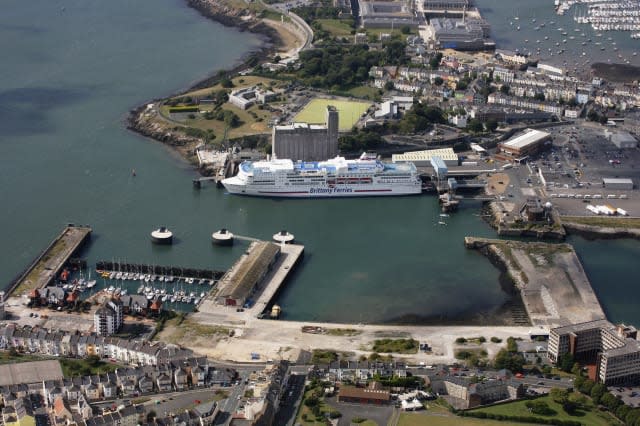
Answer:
[273,373,306,426]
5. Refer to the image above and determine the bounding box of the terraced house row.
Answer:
[0,323,193,365]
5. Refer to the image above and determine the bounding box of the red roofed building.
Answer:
[337,386,390,405]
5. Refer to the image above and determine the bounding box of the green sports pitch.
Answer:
[293,98,371,131]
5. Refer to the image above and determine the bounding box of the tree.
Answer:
[577,378,595,395]
[558,353,574,373]
[433,76,444,86]
[429,52,443,69]
[590,382,607,404]
[486,119,498,132]
[500,85,510,95]
[400,25,411,34]
[600,392,622,411]
[220,77,234,88]
[467,119,483,133]
[534,92,545,101]
[493,348,525,373]
[456,81,468,91]
[525,400,555,416]
[571,362,582,376]
[506,337,518,353]
[550,388,570,405]
[384,81,395,91]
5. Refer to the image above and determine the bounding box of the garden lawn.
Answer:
[469,394,620,426]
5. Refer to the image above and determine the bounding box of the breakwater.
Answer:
[465,237,606,327]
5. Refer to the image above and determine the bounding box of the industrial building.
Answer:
[423,0,469,10]
[429,16,494,51]
[608,131,638,149]
[602,178,634,190]
[358,0,418,28]
[272,106,339,161]
[392,147,459,166]
[498,128,551,161]
[94,299,123,336]
[215,241,280,307]
[548,320,640,385]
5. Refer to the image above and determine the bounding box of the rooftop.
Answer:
[501,129,551,150]
[392,147,458,162]
[0,360,64,386]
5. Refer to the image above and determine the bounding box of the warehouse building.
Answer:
[358,0,419,28]
[548,320,640,385]
[215,242,280,307]
[602,178,634,190]
[429,17,493,51]
[392,147,459,166]
[498,128,551,161]
[273,106,338,161]
[608,131,638,149]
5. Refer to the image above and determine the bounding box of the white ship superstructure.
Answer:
[222,153,422,197]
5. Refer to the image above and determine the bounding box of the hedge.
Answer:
[169,106,199,113]
[459,411,582,426]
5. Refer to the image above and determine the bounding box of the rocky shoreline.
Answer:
[562,221,640,240]
[126,0,290,164]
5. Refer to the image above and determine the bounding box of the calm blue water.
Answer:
[0,0,638,325]
[476,0,640,66]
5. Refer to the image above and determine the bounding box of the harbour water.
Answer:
[476,0,640,67]
[1,0,639,325]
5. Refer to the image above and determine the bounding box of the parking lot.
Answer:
[525,124,640,217]
[610,386,640,408]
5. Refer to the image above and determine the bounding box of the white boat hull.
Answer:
[223,180,421,198]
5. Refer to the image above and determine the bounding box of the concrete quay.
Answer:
[250,243,304,318]
[8,225,92,297]
[465,237,606,328]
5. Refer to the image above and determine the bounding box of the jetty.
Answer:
[8,225,92,297]
[95,261,225,280]
[465,237,606,327]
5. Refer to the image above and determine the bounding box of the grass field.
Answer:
[316,19,354,37]
[469,394,621,426]
[399,412,540,426]
[294,98,371,131]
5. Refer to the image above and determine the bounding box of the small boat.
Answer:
[161,295,168,302]
[147,294,154,300]
[115,272,122,280]
[107,286,115,293]
[170,296,177,303]
[86,280,97,289]
[200,292,205,298]
[438,221,447,225]
[137,285,144,294]
[121,289,128,296]
[194,298,201,305]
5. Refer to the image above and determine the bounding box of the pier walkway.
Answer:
[249,243,304,318]
[9,225,92,297]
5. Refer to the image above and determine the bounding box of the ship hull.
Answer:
[223,181,422,198]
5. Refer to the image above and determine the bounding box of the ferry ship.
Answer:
[222,153,422,198]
